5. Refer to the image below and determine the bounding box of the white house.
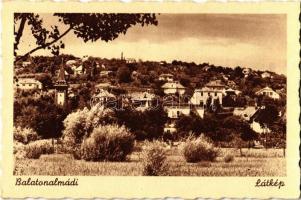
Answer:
[14,78,42,90]
[161,81,185,95]
[159,73,174,82]
[223,88,241,96]
[164,104,190,119]
[164,122,177,134]
[71,65,84,75]
[91,89,116,107]
[66,59,78,66]
[255,87,280,100]
[261,71,272,78]
[100,70,113,77]
[250,121,271,134]
[190,80,225,107]
[129,91,156,112]
[233,106,258,121]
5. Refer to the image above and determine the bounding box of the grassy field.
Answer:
[14,148,285,176]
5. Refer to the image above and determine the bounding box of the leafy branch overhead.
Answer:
[14,13,158,62]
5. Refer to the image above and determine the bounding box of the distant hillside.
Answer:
[14,54,286,98]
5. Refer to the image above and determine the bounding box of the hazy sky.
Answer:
[18,14,286,75]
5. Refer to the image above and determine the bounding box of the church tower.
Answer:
[54,64,68,106]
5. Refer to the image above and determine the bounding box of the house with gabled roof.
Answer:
[129,90,156,112]
[14,78,42,90]
[233,106,258,121]
[190,80,225,107]
[164,122,177,134]
[255,86,280,100]
[261,71,272,78]
[159,73,174,82]
[163,100,191,119]
[161,81,185,95]
[91,89,116,108]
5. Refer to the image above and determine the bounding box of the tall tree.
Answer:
[14,13,158,62]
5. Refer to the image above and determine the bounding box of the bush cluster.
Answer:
[81,125,134,161]
[141,141,168,176]
[62,105,116,151]
[182,135,219,163]
[14,93,67,139]
[14,126,38,144]
[23,139,54,159]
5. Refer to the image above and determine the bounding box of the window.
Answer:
[214,92,217,96]
[200,101,204,107]
[29,84,32,86]
[22,84,25,86]
[200,92,203,96]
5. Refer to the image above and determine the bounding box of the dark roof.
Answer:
[58,65,66,82]
[55,65,68,86]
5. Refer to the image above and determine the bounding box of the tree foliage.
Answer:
[14,91,67,138]
[115,106,168,140]
[14,13,158,61]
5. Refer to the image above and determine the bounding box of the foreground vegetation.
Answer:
[14,147,285,176]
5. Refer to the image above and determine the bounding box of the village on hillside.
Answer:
[14,53,286,149]
[13,13,287,177]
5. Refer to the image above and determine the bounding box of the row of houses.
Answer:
[14,66,283,136]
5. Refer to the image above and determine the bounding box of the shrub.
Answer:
[23,139,54,159]
[62,108,89,151]
[14,141,27,159]
[14,95,67,139]
[14,126,38,144]
[182,135,219,163]
[81,124,134,161]
[224,154,234,163]
[115,106,168,140]
[141,141,168,176]
[62,106,116,153]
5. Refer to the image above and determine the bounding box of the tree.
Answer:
[14,92,68,138]
[14,13,158,61]
[255,105,279,128]
[117,66,132,83]
[115,106,168,140]
[221,116,258,152]
[35,73,53,89]
[222,95,235,107]
[255,105,279,148]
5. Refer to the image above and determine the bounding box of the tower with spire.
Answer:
[121,52,124,60]
[54,64,68,106]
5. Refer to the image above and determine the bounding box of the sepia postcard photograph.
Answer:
[1,1,300,199]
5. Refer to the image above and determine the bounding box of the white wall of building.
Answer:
[250,121,271,134]
[165,106,190,119]
[57,91,66,106]
[256,87,280,100]
[191,90,223,106]
[15,79,42,90]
